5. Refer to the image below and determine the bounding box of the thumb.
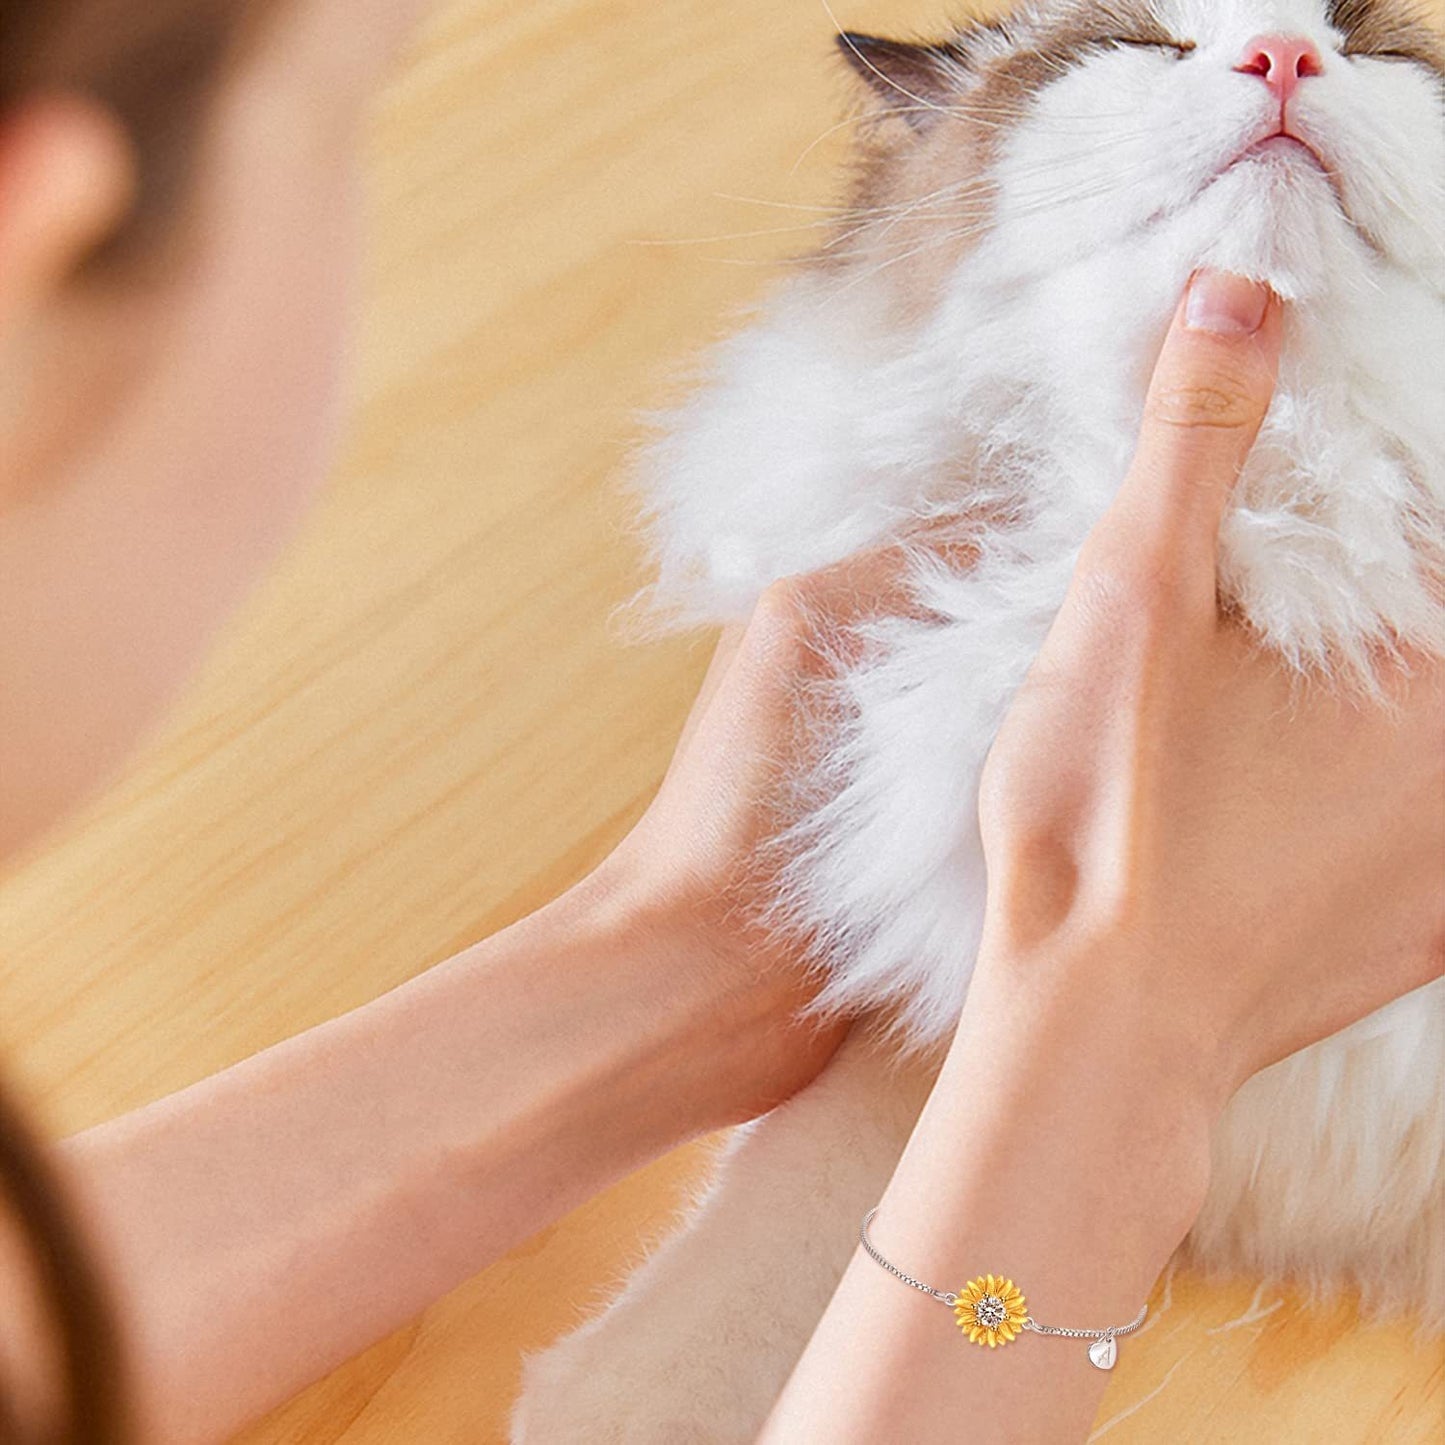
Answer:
[1104,269,1283,600]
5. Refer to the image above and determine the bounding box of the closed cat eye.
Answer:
[1109,36,1197,56]
[1352,49,1435,69]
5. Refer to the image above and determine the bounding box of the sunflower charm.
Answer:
[954,1275,1028,1348]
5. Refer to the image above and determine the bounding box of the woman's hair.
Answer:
[1,5,279,1435]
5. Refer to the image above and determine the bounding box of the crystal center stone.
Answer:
[974,1295,1008,1329]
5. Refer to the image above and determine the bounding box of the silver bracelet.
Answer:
[860,1209,1147,1371]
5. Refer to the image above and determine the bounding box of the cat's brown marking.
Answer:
[835,32,971,118]
[822,0,1440,319]
[1330,0,1445,75]
[822,1,1174,320]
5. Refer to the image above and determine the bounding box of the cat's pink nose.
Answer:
[1235,34,1325,103]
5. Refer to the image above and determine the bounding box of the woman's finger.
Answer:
[1090,269,1284,607]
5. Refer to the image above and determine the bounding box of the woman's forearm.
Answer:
[51,866,777,1445]
[762,946,1218,1444]
[763,274,1443,1443]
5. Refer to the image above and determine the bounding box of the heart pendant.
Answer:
[1087,1335,1117,1371]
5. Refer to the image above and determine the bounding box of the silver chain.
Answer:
[860,1209,1148,1342]
[1021,1308,1148,1340]
[859,1208,961,1306]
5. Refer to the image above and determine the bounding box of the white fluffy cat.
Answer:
[514,1,1445,1438]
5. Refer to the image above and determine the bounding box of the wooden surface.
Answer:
[1,1,1441,1441]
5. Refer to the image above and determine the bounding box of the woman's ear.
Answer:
[0,94,136,326]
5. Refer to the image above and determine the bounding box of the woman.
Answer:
[0,2,1439,1443]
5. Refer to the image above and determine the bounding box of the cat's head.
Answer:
[832,0,1443,307]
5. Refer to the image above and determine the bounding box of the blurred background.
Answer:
[0,1,1440,1439]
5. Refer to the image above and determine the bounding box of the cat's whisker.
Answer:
[778,103,1119,177]
[818,153,1183,267]
[634,181,993,249]
[776,95,1173,202]
[714,254,839,268]
[837,178,1000,249]
[786,106,990,177]
[630,224,854,247]
[813,223,996,305]
[828,177,1001,234]
[988,147,1161,189]
[1007,148,1173,191]
[713,193,859,216]
[832,159,1164,254]
[789,113,875,175]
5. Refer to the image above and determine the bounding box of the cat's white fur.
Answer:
[515,1,1444,1436]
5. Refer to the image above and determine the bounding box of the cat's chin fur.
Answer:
[515,2,1443,1438]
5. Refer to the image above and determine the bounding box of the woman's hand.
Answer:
[603,539,950,1123]
[976,268,1445,1106]
[763,271,1445,1445]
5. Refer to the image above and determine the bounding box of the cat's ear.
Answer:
[836,33,963,126]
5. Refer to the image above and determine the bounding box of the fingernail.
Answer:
[1185,269,1270,335]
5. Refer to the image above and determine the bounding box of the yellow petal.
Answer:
[999,1324,1016,1342]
